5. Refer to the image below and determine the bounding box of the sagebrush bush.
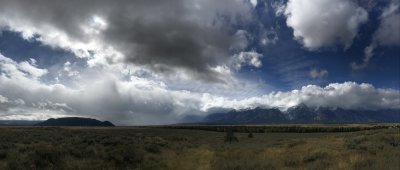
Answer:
[303,151,328,163]
[284,157,299,167]
[354,158,375,170]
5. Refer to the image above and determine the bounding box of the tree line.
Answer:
[162,125,396,133]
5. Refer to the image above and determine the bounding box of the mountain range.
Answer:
[0,120,43,126]
[202,104,400,124]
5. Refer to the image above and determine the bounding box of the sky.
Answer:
[0,0,399,125]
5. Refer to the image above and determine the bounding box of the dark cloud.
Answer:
[103,10,232,82]
[0,0,253,82]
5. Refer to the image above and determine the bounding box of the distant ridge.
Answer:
[35,117,115,127]
[0,120,43,126]
[202,104,400,124]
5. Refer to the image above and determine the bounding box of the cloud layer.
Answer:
[204,82,400,112]
[1,54,399,125]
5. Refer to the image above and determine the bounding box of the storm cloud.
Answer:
[0,0,254,82]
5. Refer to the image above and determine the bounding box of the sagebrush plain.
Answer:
[0,125,399,170]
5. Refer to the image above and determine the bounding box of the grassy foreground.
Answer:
[0,126,399,170]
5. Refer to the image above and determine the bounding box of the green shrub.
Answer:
[248,132,254,138]
[381,136,399,147]
[0,150,6,160]
[354,158,375,170]
[28,144,63,169]
[345,137,366,149]
[303,151,328,163]
[145,143,161,153]
[106,146,144,168]
[287,140,306,148]
[284,158,299,167]
[308,160,331,170]
[6,150,25,170]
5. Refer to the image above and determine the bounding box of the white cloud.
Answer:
[284,0,368,49]
[249,0,258,8]
[232,51,263,69]
[62,61,80,77]
[352,0,400,71]
[351,45,374,70]
[0,54,48,79]
[375,0,400,46]
[309,68,328,79]
[0,95,8,103]
[18,60,48,78]
[231,30,251,52]
[272,0,286,16]
[260,28,279,46]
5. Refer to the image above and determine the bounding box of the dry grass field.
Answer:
[0,125,399,170]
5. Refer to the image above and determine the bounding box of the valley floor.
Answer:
[0,125,399,169]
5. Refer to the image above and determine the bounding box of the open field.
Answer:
[0,125,399,170]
